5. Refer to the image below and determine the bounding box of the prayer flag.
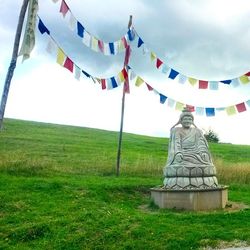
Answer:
[77,21,85,38]
[246,100,250,107]
[118,71,125,83]
[146,83,153,91]
[156,58,163,69]
[46,38,56,54]
[236,102,247,113]
[138,37,144,48]
[63,57,74,72]
[121,68,128,80]
[82,70,90,78]
[19,0,38,61]
[82,31,91,47]
[186,105,195,112]
[231,78,240,88]
[168,69,179,80]
[127,28,135,41]
[69,13,76,31]
[195,107,204,116]
[220,80,231,84]
[124,46,131,65]
[74,65,81,80]
[111,77,118,88]
[121,37,128,49]
[205,108,215,117]
[38,19,50,35]
[91,37,99,52]
[167,98,175,108]
[56,48,65,65]
[175,102,184,111]
[245,72,250,76]
[199,80,208,89]
[188,77,197,86]
[98,40,104,53]
[178,74,187,84]
[109,43,115,54]
[239,75,250,84]
[226,106,237,116]
[160,94,167,104]
[135,76,144,87]
[150,52,156,61]
[101,79,106,90]
[161,64,169,74]
[130,70,136,80]
[209,81,219,90]
[60,0,69,17]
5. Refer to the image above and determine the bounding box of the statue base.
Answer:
[150,186,228,211]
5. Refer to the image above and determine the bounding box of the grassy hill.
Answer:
[0,119,250,249]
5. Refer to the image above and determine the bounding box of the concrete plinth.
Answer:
[150,186,228,211]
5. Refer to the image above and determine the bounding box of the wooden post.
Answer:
[0,0,30,130]
[116,15,133,177]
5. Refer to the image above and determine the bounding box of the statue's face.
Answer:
[181,115,193,128]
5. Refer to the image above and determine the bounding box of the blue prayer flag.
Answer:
[38,19,50,35]
[111,77,118,88]
[137,37,144,48]
[109,43,115,54]
[160,94,167,104]
[205,108,215,117]
[220,80,232,84]
[127,29,135,41]
[168,69,179,80]
[77,21,85,38]
[82,70,90,78]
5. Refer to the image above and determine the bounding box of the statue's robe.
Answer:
[164,127,218,189]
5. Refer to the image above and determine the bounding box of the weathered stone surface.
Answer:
[163,108,219,190]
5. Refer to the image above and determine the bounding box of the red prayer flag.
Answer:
[60,0,69,17]
[146,83,154,91]
[101,79,106,90]
[98,40,104,53]
[121,68,128,80]
[236,102,247,113]
[199,80,208,89]
[63,57,74,72]
[245,72,250,76]
[121,37,128,49]
[186,105,195,112]
[156,58,163,69]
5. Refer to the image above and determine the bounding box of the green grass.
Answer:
[0,118,250,250]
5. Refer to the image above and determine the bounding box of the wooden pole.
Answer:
[0,0,30,130]
[116,15,133,177]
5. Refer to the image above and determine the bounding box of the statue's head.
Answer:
[179,107,194,128]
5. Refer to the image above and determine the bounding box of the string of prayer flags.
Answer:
[133,34,250,90]
[129,69,250,117]
[51,0,136,55]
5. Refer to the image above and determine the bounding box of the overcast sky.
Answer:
[1,0,250,145]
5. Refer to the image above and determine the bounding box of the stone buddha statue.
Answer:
[163,107,218,189]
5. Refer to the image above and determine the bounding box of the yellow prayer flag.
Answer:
[91,37,99,52]
[150,52,156,61]
[19,0,39,61]
[239,75,250,84]
[118,71,125,83]
[118,39,125,52]
[135,76,144,87]
[188,77,198,86]
[175,102,184,111]
[226,106,237,116]
[56,48,65,65]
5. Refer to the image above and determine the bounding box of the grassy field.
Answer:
[0,118,250,250]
